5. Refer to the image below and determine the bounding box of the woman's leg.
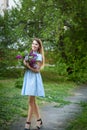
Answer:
[25,96,35,129]
[26,96,34,122]
[30,96,42,128]
[27,96,41,120]
[25,96,42,129]
[33,97,41,120]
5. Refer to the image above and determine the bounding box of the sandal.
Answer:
[36,118,43,129]
[24,121,31,130]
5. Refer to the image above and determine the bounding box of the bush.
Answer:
[0,68,24,79]
[68,70,87,83]
[67,57,87,83]
[56,60,68,76]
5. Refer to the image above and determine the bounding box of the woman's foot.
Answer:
[36,118,43,129]
[24,122,31,130]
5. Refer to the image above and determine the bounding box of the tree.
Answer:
[0,0,87,81]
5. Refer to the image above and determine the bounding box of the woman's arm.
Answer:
[23,59,42,73]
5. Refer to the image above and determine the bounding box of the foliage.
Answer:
[0,0,87,82]
[56,0,87,82]
[0,68,24,79]
[0,48,24,78]
[56,60,68,76]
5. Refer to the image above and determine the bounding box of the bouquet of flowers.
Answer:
[25,51,38,69]
[16,51,38,69]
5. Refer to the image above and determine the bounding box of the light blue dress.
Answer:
[21,52,45,97]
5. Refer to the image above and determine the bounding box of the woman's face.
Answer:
[32,40,39,52]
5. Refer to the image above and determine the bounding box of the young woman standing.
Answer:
[21,38,45,130]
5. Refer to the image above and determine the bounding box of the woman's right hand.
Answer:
[23,60,27,66]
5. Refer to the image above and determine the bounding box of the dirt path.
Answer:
[10,85,87,130]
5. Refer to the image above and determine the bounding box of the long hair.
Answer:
[33,38,45,68]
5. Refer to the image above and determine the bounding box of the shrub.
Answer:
[0,68,24,79]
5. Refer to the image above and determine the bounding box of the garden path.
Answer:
[10,84,87,130]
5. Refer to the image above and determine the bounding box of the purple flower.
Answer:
[16,55,22,59]
[25,52,37,68]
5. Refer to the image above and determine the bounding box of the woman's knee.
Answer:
[29,96,35,106]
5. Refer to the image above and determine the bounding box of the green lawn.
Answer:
[0,68,77,129]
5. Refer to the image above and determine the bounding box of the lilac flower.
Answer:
[25,52,37,68]
[16,55,22,59]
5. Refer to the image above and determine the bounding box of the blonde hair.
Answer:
[33,38,45,68]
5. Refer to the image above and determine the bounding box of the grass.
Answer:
[0,67,77,129]
[66,102,87,130]
[0,79,28,129]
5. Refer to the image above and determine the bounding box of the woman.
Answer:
[21,38,45,130]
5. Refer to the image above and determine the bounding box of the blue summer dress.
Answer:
[21,52,45,97]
